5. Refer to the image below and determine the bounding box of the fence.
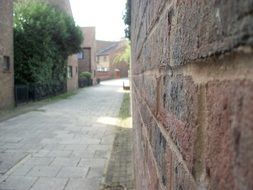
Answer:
[14,85,29,105]
[15,82,66,106]
[78,78,92,88]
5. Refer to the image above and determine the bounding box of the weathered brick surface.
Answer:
[133,85,197,190]
[132,99,149,190]
[205,80,253,190]
[131,0,253,189]
[161,75,199,172]
[79,27,97,84]
[67,55,78,91]
[132,13,170,75]
[171,0,253,65]
[0,0,14,109]
[171,154,196,190]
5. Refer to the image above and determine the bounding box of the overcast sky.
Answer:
[69,0,127,41]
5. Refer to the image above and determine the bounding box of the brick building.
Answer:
[96,40,129,80]
[77,27,96,83]
[0,0,14,109]
[131,0,253,190]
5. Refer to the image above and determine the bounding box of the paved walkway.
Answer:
[0,79,126,190]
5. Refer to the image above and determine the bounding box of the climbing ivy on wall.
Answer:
[14,0,83,84]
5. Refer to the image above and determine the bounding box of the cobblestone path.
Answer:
[0,79,126,190]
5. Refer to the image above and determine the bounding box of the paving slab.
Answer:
[65,178,100,190]
[78,158,107,168]
[50,157,80,167]
[0,153,28,174]
[57,167,88,178]
[26,166,61,177]
[9,165,33,176]
[30,177,68,190]
[0,176,37,190]
[0,79,126,190]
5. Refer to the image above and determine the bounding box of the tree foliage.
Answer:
[123,0,131,39]
[14,0,83,84]
[113,41,131,65]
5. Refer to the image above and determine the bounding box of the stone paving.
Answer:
[0,79,127,190]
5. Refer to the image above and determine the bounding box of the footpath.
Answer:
[0,79,134,190]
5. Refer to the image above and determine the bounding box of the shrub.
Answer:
[79,71,92,80]
[14,0,83,85]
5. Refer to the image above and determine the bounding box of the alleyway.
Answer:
[0,79,129,190]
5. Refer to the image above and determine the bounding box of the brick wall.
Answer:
[67,55,78,91]
[96,71,114,81]
[78,48,92,72]
[0,0,14,109]
[79,27,97,84]
[131,0,253,190]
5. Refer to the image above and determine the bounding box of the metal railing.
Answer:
[15,82,66,106]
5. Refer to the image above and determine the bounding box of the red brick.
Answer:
[171,153,196,190]
[0,0,14,109]
[132,13,171,75]
[158,75,199,172]
[131,0,253,189]
[171,0,253,65]
[205,80,253,190]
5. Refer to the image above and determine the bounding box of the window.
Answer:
[96,56,99,63]
[97,67,102,71]
[3,56,10,72]
[67,66,73,79]
[103,56,107,62]
[77,51,84,60]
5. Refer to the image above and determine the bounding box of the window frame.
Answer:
[77,51,84,60]
[67,66,73,79]
[2,56,11,72]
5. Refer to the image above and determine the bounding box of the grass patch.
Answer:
[119,93,130,120]
[117,92,131,129]
[46,91,77,101]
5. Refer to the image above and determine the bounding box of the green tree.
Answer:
[14,0,83,84]
[113,41,131,65]
[123,0,131,39]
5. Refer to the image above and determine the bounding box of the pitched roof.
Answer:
[96,40,117,54]
[96,40,127,56]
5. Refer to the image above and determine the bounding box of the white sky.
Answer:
[69,0,127,41]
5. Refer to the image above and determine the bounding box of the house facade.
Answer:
[78,27,96,84]
[0,0,14,109]
[96,40,129,80]
[96,54,110,72]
